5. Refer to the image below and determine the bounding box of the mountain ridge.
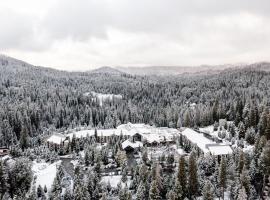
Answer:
[1,54,270,76]
[89,66,124,75]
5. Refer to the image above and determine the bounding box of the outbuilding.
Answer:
[122,140,143,152]
[0,147,9,157]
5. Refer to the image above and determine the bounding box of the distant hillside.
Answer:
[90,66,123,75]
[115,65,230,76]
[0,54,33,71]
[116,62,270,76]
[0,54,63,74]
[1,54,270,77]
[244,62,270,72]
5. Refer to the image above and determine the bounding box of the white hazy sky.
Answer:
[1,0,270,71]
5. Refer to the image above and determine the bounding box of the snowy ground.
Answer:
[101,175,131,188]
[32,160,61,191]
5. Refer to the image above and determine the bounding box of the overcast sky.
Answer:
[1,0,270,71]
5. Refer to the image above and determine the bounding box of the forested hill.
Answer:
[116,62,270,76]
[1,55,270,149]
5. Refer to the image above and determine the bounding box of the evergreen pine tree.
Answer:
[203,181,214,200]
[177,156,187,195]
[94,128,98,140]
[0,161,6,199]
[213,100,219,122]
[100,192,107,200]
[149,180,161,200]
[237,186,247,200]
[85,149,90,166]
[20,126,30,151]
[71,134,76,152]
[7,158,32,198]
[265,114,270,140]
[59,141,65,155]
[63,189,73,200]
[44,185,47,193]
[174,179,183,200]
[50,168,62,200]
[240,166,251,197]
[219,156,227,200]
[260,141,270,176]
[92,187,99,200]
[119,185,130,200]
[230,176,241,200]
[73,184,83,200]
[136,181,147,200]
[258,109,268,136]
[188,151,198,198]
[2,192,11,200]
[184,109,191,127]
[249,102,257,128]
[230,123,236,138]
[37,184,45,198]
[166,190,176,200]
[28,185,38,200]
[249,158,257,185]
[121,167,128,183]
[238,151,245,174]
[139,164,149,183]
[245,127,256,145]
[214,121,219,131]
[238,122,246,139]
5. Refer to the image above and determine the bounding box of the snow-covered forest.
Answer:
[1,56,270,199]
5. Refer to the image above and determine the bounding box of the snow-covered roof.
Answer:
[67,128,131,139]
[181,128,233,155]
[67,123,180,140]
[207,144,233,155]
[117,123,153,134]
[132,133,176,144]
[141,134,166,143]
[0,155,15,166]
[46,133,66,145]
[181,128,215,153]
[176,148,185,155]
[47,123,180,145]
[122,140,143,150]
[1,155,9,160]
[67,130,95,138]
[117,123,179,143]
